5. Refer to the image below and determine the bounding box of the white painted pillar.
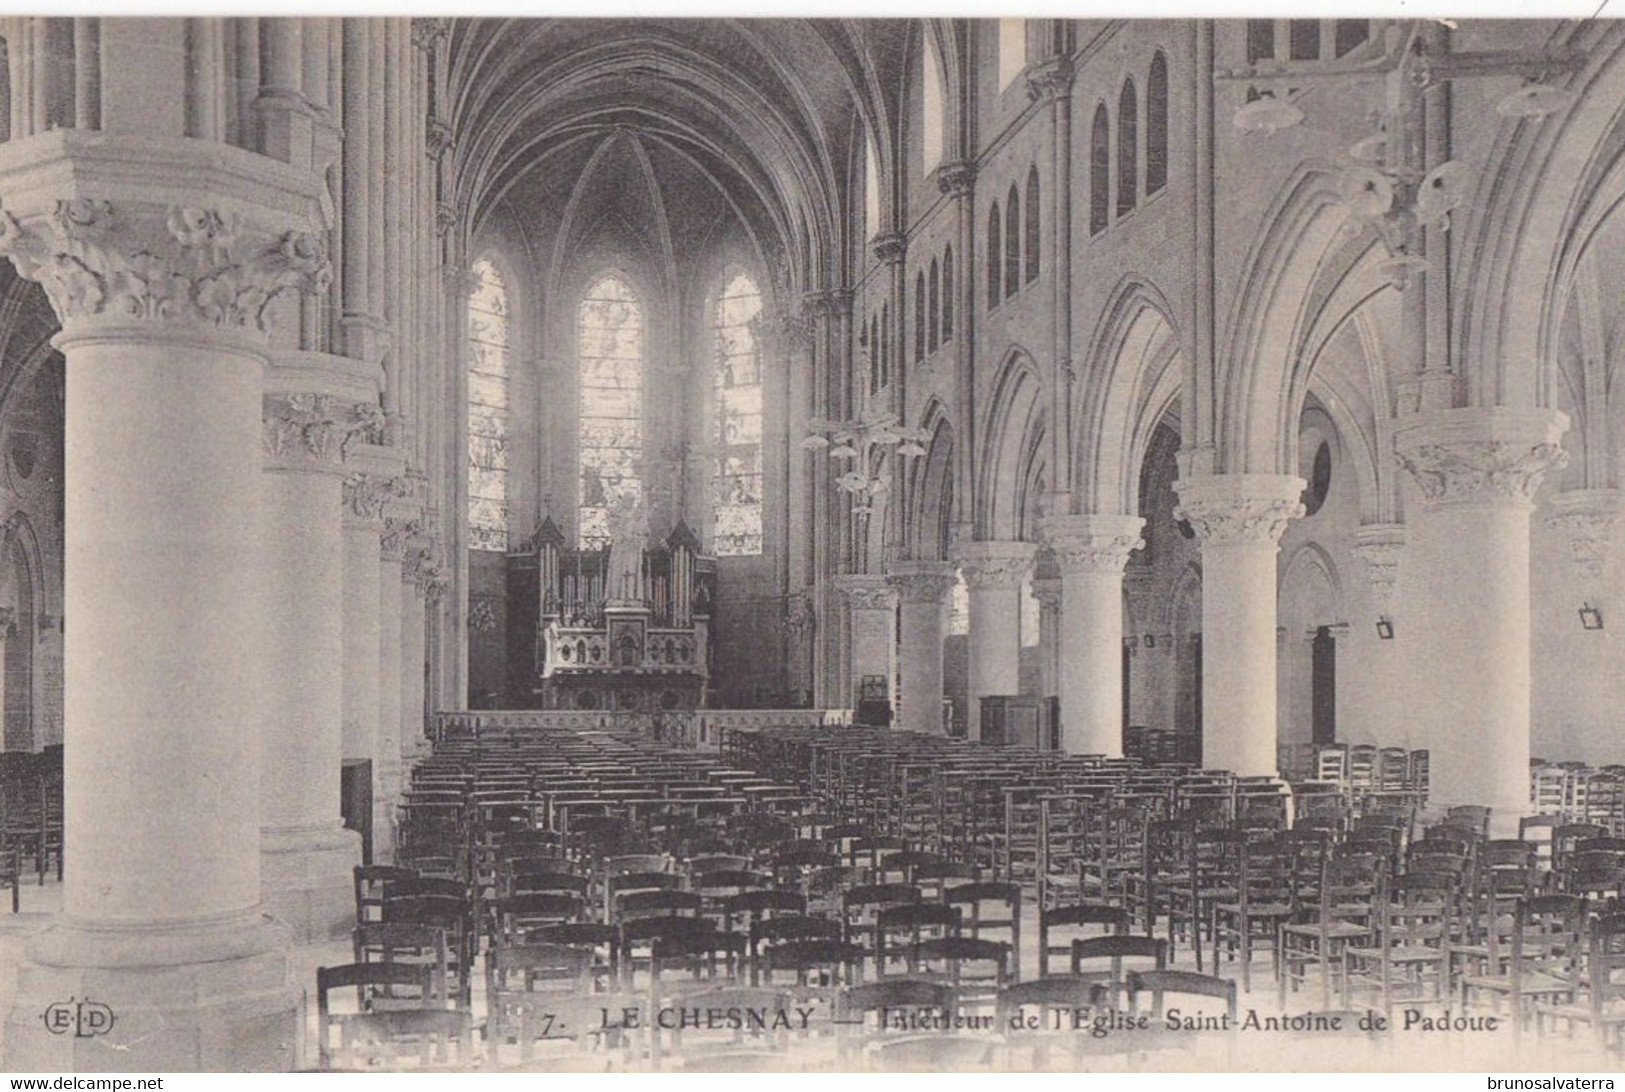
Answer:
[259,356,378,943]
[341,454,386,861]
[1043,514,1145,756]
[887,561,955,735]
[375,507,415,861]
[1396,408,1568,831]
[953,541,1035,742]
[1173,475,1304,777]
[399,541,431,765]
[0,135,328,1070]
[833,574,896,719]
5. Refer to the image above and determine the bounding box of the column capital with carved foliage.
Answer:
[1026,55,1076,103]
[262,393,382,476]
[872,232,907,266]
[0,132,331,351]
[1394,407,1569,512]
[380,515,421,564]
[1546,488,1625,585]
[886,559,957,605]
[833,573,897,612]
[951,540,1037,590]
[937,160,977,199]
[1041,513,1145,575]
[1173,474,1306,547]
[1351,523,1406,617]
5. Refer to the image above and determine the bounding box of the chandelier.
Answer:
[801,413,929,519]
[1224,21,1584,290]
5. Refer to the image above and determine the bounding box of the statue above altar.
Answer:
[604,488,650,607]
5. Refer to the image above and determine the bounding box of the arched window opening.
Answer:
[922,32,946,173]
[915,271,927,364]
[928,259,940,354]
[863,134,881,242]
[1005,184,1020,299]
[467,257,510,552]
[941,246,954,341]
[1024,166,1040,283]
[987,202,1002,309]
[1117,79,1138,216]
[1147,52,1169,196]
[1090,103,1110,235]
[577,275,644,548]
[712,271,763,557]
[998,18,1026,90]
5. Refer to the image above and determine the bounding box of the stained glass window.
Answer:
[713,272,764,557]
[578,276,643,548]
[467,257,510,552]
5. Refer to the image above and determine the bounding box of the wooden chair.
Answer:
[1071,934,1167,1010]
[354,865,417,926]
[836,978,958,1070]
[351,922,451,1010]
[996,977,1110,1070]
[317,1009,475,1071]
[1037,903,1129,979]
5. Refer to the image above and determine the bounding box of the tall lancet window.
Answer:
[578,275,644,548]
[467,256,510,552]
[712,271,764,557]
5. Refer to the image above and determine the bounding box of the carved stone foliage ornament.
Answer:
[1172,477,1306,547]
[937,161,976,199]
[833,575,897,612]
[342,472,388,525]
[1351,524,1406,616]
[886,564,958,604]
[1546,490,1625,585]
[0,199,330,337]
[380,516,422,562]
[262,394,383,470]
[1042,515,1146,575]
[1395,441,1568,508]
[952,542,1037,590]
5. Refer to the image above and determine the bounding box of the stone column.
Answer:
[1043,514,1145,756]
[1545,489,1624,764]
[0,133,328,1070]
[399,536,434,765]
[1352,523,1409,746]
[259,360,378,943]
[1395,408,1568,828]
[954,541,1036,741]
[833,574,896,718]
[341,455,386,862]
[1173,475,1305,776]
[887,561,956,735]
[1031,576,1062,702]
[371,466,413,864]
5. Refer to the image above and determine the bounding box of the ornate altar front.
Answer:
[504,514,715,711]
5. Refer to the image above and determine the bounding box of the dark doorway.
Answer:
[1311,625,1337,744]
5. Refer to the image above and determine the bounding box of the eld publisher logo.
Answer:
[42,999,114,1038]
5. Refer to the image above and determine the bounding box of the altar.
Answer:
[502,505,716,711]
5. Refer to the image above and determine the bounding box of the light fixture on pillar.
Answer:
[1579,603,1605,631]
[1375,617,1395,640]
[1219,21,1583,290]
[804,413,929,521]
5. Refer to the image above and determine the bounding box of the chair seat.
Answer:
[1462,970,1571,997]
[1282,921,1367,940]
[1216,902,1293,918]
